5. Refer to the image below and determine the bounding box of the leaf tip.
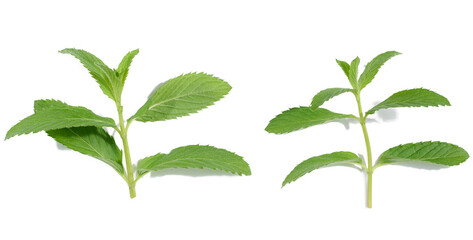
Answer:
[264,124,271,133]
[264,123,279,134]
[281,177,293,188]
[58,48,74,54]
[4,128,16,140]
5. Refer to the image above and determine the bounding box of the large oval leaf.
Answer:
[137,145,251,176]
[5,99,116,140]
[47,127,124,175]
[32,99,123,174]
[265,107,352,134]
[375,141,469,168]
[130,72,231,122]
[282,151,362,187]
[366,88,450,115]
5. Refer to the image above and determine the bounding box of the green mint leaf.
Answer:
[35,99,123,174]
[5,100,116,140]
[348,57,360,89]
[336,59,350,80]
[136,145,251,176]
[358,51,401,90]
[47,127,124,175]
[136,153,166,178]
[265,107,353,134]
[310,88,353,109]
[59,48,123,102]
[130,72,231,122]
[366,88,451,115]
[282,151,362,187]
[375,141,469,168]
[117,49,139,87]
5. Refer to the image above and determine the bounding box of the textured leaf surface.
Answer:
[137,145,251,176]
[336,59,350,80]
[131,72,231,122]
[358,51,400,90]
[376,141,469,167]
[34,99,123,174]
[348,57,360,89]
[137,153,166,178]
[311,88,352,109]
[366,88,450,115]
[5,100,116,139]
[59,48,122,102]
[47,127,124,174]
[265,107,352,134]
[282,152,362,187]
[117,49,139,86]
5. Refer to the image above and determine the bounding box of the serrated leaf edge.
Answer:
[130,72,232,122]
[282,151,362,187]
[137,144,251,176]
[375,141,470,168]
[366,88,451,115]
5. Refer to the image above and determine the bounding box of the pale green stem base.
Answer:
[355,92,374,208]
[117,104,136,199]
[367,172,372,208]
[128,184,136,198]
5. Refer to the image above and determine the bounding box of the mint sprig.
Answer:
[6,48,251,198]
[267,51,469,208]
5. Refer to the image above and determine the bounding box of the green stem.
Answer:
[117,104,136,198]
[355,92,373,208]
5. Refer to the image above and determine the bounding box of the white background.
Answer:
[1,0,472,239]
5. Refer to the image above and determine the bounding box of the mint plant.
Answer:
[266,51,469,208]
[5,48,251,198]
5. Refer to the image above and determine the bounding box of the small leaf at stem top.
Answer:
[59,48,123,103]
[336,59,351,81]
[358,51,401,90]
[348,57,360,89]
[116,49,139,87]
